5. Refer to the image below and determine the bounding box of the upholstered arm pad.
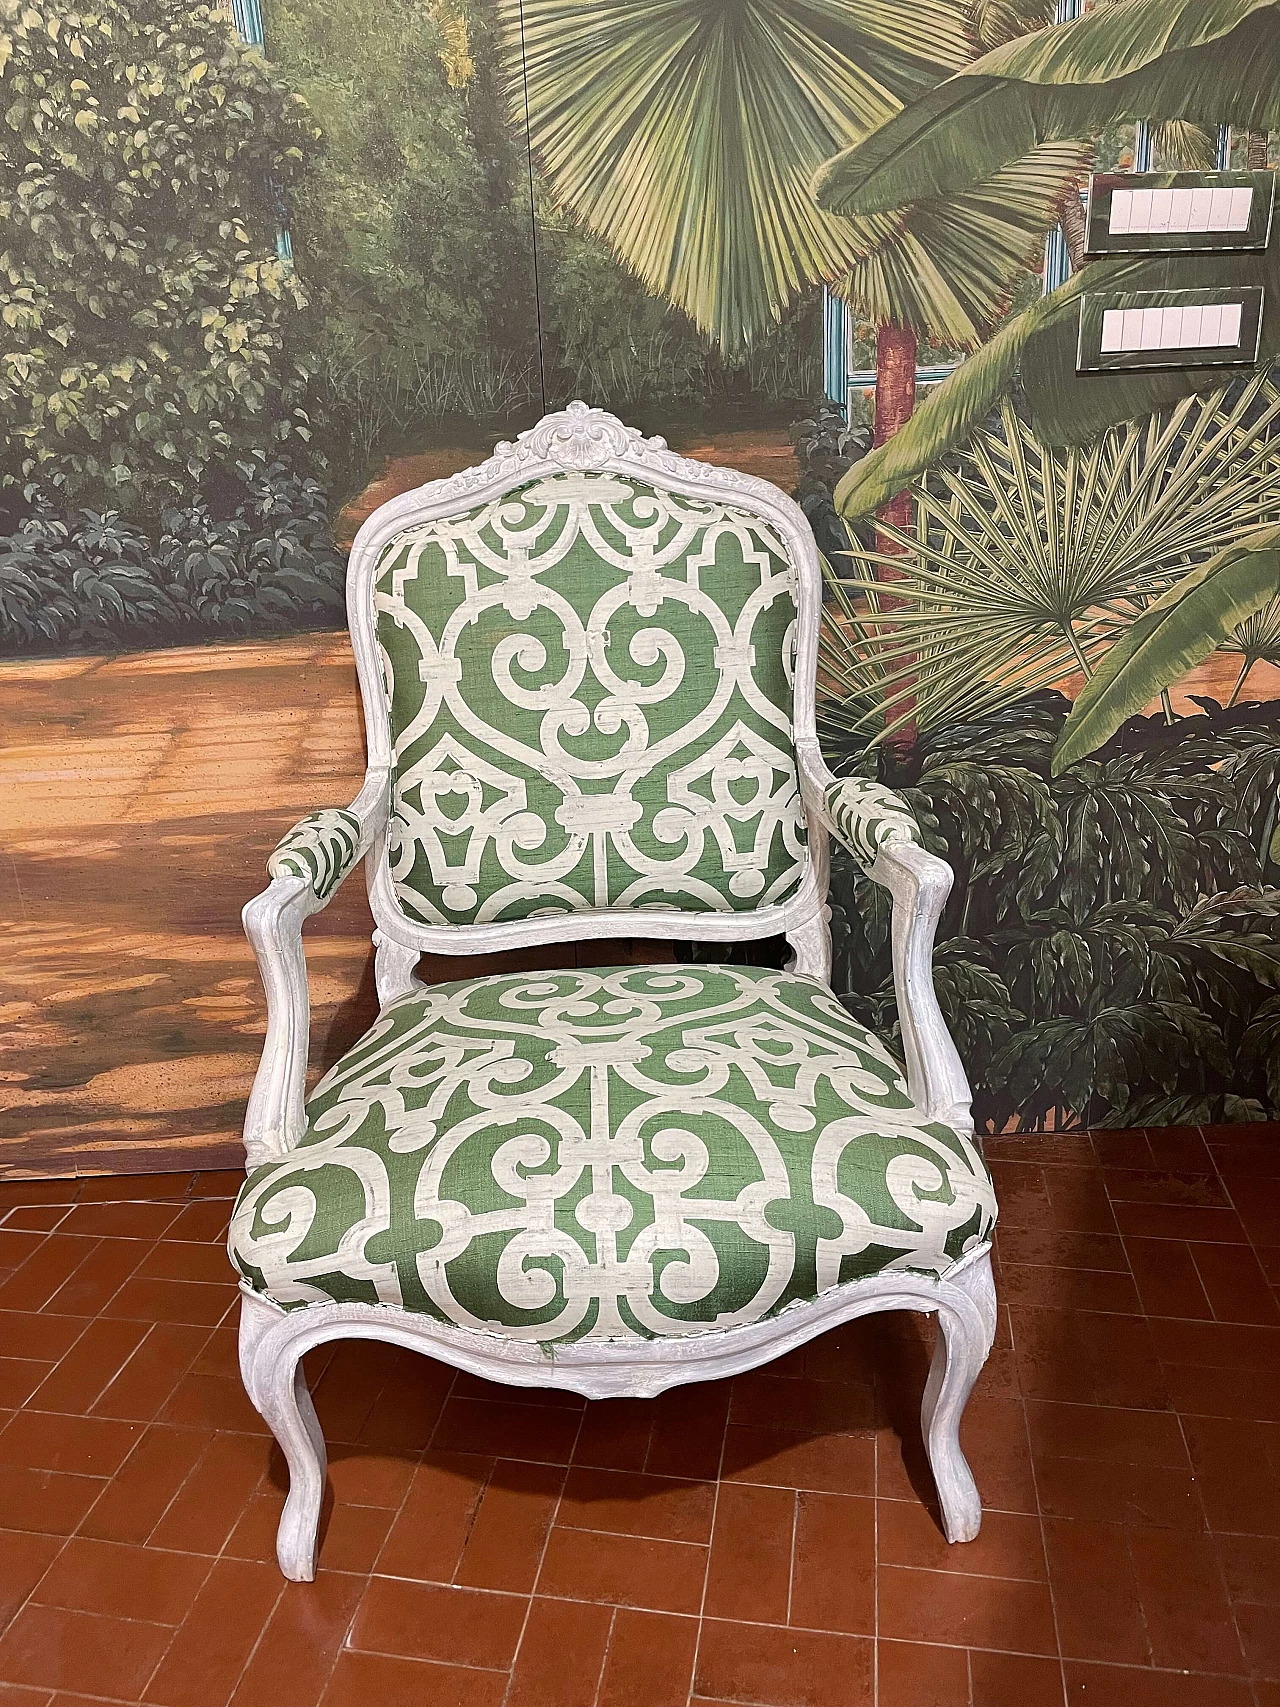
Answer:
[821,775,922,870]
[268,809,363,902]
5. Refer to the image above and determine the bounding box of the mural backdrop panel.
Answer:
[1,0,1277,1174]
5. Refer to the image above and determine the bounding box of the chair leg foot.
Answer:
[920,1250,996,1543]
[239,1294,327,1581]
[272,1358,327,1581]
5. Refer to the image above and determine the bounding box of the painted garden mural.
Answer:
[1,0,1278,1174]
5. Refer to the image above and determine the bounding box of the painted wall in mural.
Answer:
[1,0,1277,1173]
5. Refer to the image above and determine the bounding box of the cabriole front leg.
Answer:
[238,1290,328,1581]
[920,1248,997,1542]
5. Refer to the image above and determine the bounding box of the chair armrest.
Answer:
[267,809,364,902]
[795,736,922,871]
[796,739,972,1132]
[821,774,923,869]
[241,769,390,1169]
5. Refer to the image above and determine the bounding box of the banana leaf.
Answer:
[1052,522,1280,773]
[834,252,1155,518]
[813,0,1280,217]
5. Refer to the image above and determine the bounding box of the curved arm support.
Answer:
[241,874,321,1169]
[240,768,390,1170]
[870,839,973,1133]
[796,737,971,1133]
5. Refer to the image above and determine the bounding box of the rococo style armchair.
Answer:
[227,403,998,1580]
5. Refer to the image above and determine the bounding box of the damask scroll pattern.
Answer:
[267,809,362,901]
[822,777,922,870]
[373,474,809,925]
[230,965,996,1344]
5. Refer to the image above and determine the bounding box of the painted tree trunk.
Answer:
[1247,131,1269,169]
[873,321,918,749]
[1059,179,1089,271]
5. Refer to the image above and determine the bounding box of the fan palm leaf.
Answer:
[1149,118,1217,169]
[1224,598,1280,670]
[497,0,970,352]
[813,0,1280,218]
[499,0,1076,354]
[1222,593,1280,705]
[822,370,1280,746]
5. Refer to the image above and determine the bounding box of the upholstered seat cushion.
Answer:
[230,964,996,1344]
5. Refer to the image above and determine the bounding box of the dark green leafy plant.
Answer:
[0,455,344,655]
[822,690,1280,1130]
[160,455,343,635]
[790,399,872,564]
[25,508,177,642]
[0,0,320,510]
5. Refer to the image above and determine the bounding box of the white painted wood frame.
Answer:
[235,403,994,1580]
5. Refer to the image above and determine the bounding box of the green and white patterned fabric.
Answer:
[230,963,995,1343]
[374,472,807,926]
[268,809,362,902]
[822,777,921,869]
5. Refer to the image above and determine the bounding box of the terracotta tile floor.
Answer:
[1,1126,1278,1707]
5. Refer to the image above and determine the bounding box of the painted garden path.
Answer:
[0,638,667,1179]
[0,636,373,1178]
[0,429,797,1180]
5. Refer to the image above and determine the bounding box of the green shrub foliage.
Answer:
[823,691,1280,1131]
[0,452,344,653]
[266,0,541,494]
[0,0,320,509]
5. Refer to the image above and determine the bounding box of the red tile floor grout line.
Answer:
[685,1365,732,1707]
[499,1395,586,1707]
[1,1129,1280,1707]
[1010,1304,1066,1707]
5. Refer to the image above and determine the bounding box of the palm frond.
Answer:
[822,371,1280,745]
[1150,118,1217,168]
[497,0,972,353]
[969,0,1056,53]
[831,139,1089,344]
[1224,597,1280,664]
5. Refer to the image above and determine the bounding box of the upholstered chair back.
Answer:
[369,466,809,928]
